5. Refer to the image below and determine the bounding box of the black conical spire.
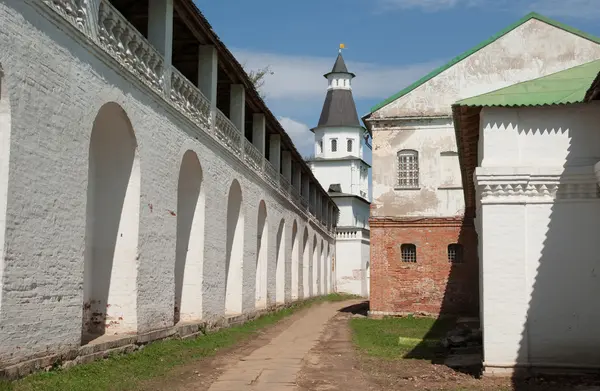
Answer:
[313,51,361,130]
[324,51,355,78]
[331,53,349,73]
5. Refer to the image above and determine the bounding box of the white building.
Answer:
[454,59,600,375]
[0,0,338,378]
[309,51,371,297]
[362,12,600,317]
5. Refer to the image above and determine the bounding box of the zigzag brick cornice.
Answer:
[475,167,600,204]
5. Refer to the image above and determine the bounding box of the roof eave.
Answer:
[367,12,600,115]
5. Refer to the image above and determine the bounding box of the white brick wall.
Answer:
[0,1,335,367]
[477,104,600,369]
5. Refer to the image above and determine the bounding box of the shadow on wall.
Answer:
[174,150,204,325]
[225,180,244,315]
[403,216,479,372]
[83,102,140,344]
[511,117,600,388]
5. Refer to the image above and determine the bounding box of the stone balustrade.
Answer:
[37,0,334,234]
[171,68,212,130]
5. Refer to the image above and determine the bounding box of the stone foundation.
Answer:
[0,301,299,380]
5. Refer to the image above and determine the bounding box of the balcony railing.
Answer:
[215,110,241,154]
[39,0,334,235]
[244,139,263,172]
[98,0,165,93]
[171,68,212,130]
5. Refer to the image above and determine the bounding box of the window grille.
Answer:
[331,139,337,152]
[397,150,419,188]
[448,244,464,263]
[401,244,417,263]
[347,139,353,152]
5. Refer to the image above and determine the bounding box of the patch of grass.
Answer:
[350,315,455,360]
[0,294,356,391]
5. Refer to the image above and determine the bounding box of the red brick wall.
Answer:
[369,216,479,316]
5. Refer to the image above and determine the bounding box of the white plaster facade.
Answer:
[0,0,337,370]
[366,16,600,218]
[309,53,370,297]
[475,102,600,372]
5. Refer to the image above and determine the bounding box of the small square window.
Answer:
[401,244,417,263]
[448,244,464,263]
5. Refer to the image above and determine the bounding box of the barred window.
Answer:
[347,139,353,152]
[448,244,464,263]
[331,139,338,152]
[397,150,419,188]
[401,244,417,263]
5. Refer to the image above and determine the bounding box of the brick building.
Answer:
[362,12,600,317]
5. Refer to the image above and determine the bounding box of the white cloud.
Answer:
[374,0,600,18]
[234,49,442,103]
[376,0,467,11]
[278,117,314,157]
[527,0,600,19]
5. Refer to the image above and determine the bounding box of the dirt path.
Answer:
[295,304,375,391]
[143,301,600,391]
[145,300,363,391]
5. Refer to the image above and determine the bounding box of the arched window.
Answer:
[331,139,338,152]
[347,139,353,152]
[316,140,323,154]
[397,150,419,188]
[401,244,417,263]
[448,244,464,263]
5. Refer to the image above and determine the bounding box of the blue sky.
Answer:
[197,0,600,158]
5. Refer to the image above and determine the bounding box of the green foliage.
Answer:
[244,65,274,99]
[350,316,454,360]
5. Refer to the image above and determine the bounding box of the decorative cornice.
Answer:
[42,0,87,33]
[369,216,472,228]
[475,168,600,204]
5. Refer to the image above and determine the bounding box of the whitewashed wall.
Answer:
[476,103,600,371]
[371,118,464,217]
[335,230,370,297]
[368,17,600,218]
[314,126,364,159]
[0,0,335,368]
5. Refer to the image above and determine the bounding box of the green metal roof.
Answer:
[368,12,600,114]
[455,59,600,107]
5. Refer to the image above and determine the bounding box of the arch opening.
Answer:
[83,102,140,344]
[174,150,205,324]
[320,240,325,294]
[0,65,11,314]
[312,235,318,296]
[302,228,309,299]
[291,221,299,300]
[275,219,285,304]
[225,180,244,314]
[255,201,268,309]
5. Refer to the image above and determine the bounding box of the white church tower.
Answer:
[308,47,371,297]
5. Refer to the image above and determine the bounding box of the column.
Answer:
[252,113,266,155]
[269,134,281,172]
[230,85,245,132]
[148,0,173,90]
[302,172,309,200]
[282,151,292,182]
[198,45,218,130]
[293,162,302,191]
